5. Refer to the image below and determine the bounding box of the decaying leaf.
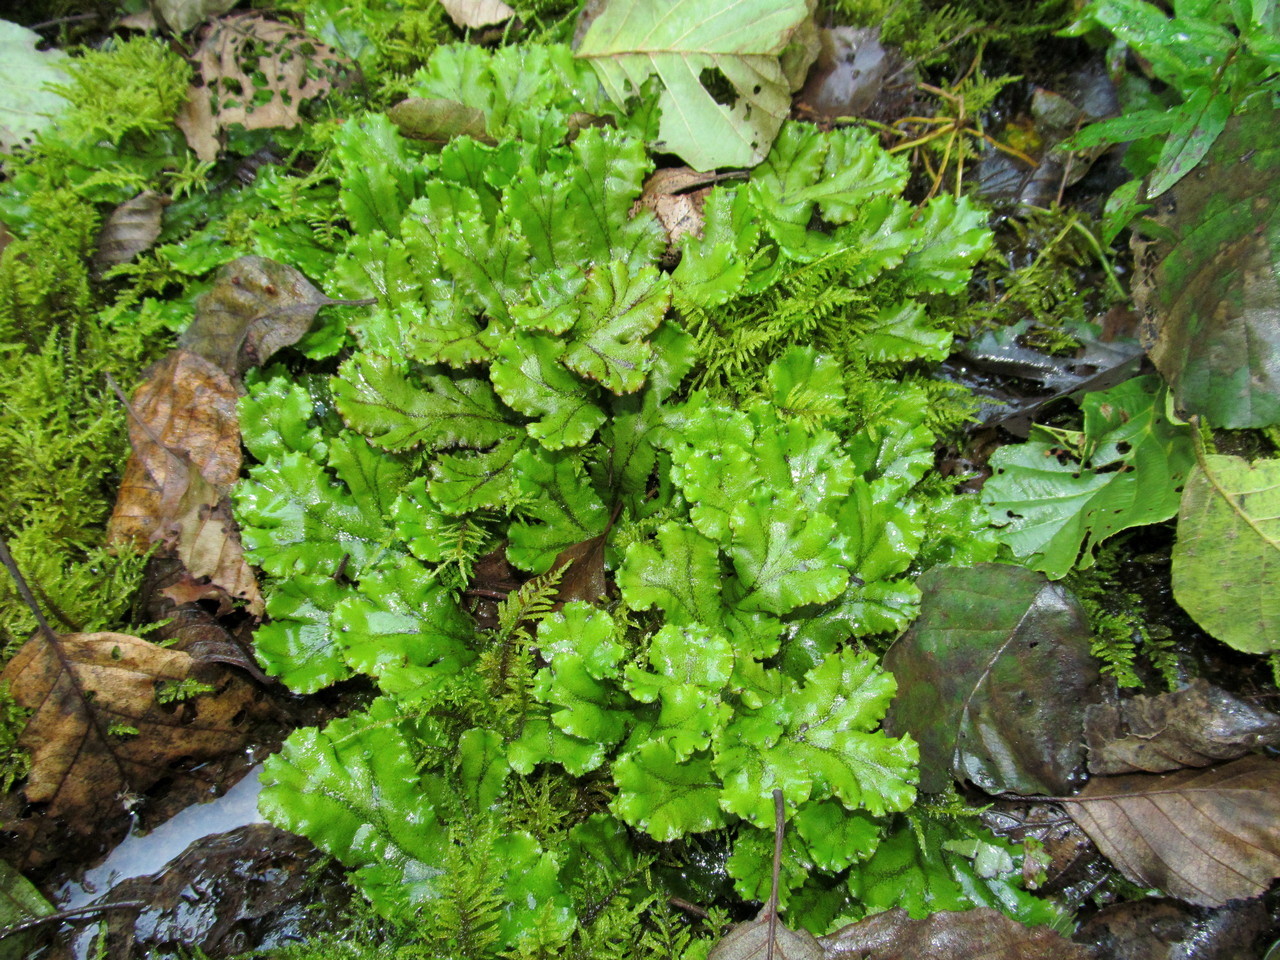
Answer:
[636,167,741,249]
[387,97,492,144]
[1059,754,1280,906]
[105,350,263,614]
[440,0,516,28]
[93,190,166,273]
[106,349,243,548]
[181,255,366,376]
[1172,451,1280,654]
[1074,897,1271,960]
[151,0,238,33]
[176,13,351,162]
[0,630,262,837]
[818,907,1090,959]
[551,532,609,605]
[884,564,1098,796]
[576,0,814,170]
[1133,104,1280,428]
[1085,679,1280,775]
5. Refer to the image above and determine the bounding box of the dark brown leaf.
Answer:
[0,631,262,833]
[181,255,360,377]
[93,190,165,272]
[1059,754,1280,906]
[796,27,913,123]
[1073,897,1270,960]
[387,98,493,145]
[818,907,1091,959]
[1085,679,1280,775]
[884,564,1099,795]
[551,532,608,605]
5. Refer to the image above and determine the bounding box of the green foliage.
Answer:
[233,39,1026,951]
[983,377,1194,579]
[0,682,31,791]
[1064,0,1280,239]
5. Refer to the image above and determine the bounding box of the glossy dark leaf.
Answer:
[1134,104,1280,428]
[819,907,1090,959]
[1059,755,1280,906]
[551,532,609,605]
[1086,679,1280,775]
[884,563,1098,795]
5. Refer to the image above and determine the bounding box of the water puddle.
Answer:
[59,766,265,911]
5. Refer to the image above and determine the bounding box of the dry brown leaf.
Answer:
[635,167,742,248]
[106,349,263,615]
[0,630,261,829]
[1059,754,1280,906]
[182,255,363,376]
[107,349,242,547]
[1085,679,1280,775]
[93,190,166,273]
[440,0,515,28]
[176,14,350,162]
[819,907,1091,959]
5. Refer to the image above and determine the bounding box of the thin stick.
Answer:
[0,901,146,940]
[766,788,784,960]
[0,535,56,640]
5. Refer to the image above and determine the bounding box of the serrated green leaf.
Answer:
[535,605,629,744]
[405,293,492,369]
[576,0,810,170]
[793,799,881,872]
[333,352,517,452]
[328,232,424,311]
[390,477,456,563]
[749,124,909,247]
[716,649,916,827]
[983,377,1193,579]
[253,577,353,694]
[458,727,509,812]
[671,188,756,310]
[429,436,527,515]
[508,709,610,776]
[491,332,605,449]
[728,489,848,615]
[858,300,952,363]
[895,194,992,294]
[259,701,449,918]
[1173,452,1280,653]
[236,446,397,578]
[509,268,588,334]
[413,182,530,324]
[333,113,422,238]
[240,374,326,464]
[768,347,847,427]
[563,262,670,395]
[611,742,726,841]
[617,521,725,627]
[335,559,475,698]
[507,448,609,573]
[624,623,734,760]
[494,833,576,950]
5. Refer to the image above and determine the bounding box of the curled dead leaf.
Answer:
[1059,754,1280,906]
[93,190,166,273]
[635,167,741,251]
[176,13,351,162]
[440,0,516,29]
[387,98,493,145]
[182,255,367,376]
[1085,679,1280,775]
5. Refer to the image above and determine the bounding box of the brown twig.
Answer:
[0,901,146,941]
